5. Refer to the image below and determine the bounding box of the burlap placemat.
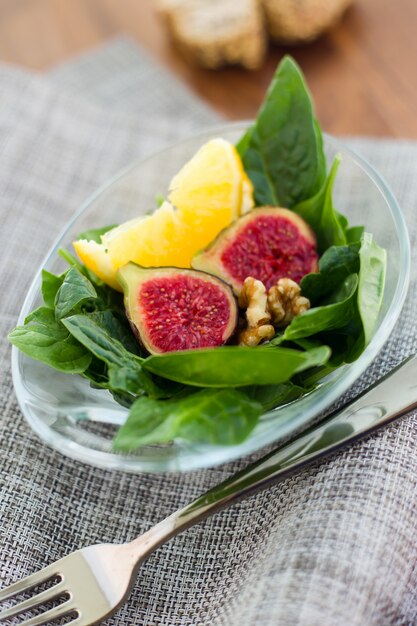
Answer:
[0,38,416,625]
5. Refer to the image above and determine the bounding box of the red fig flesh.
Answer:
[192,207,318,293]
[117,263,238,354]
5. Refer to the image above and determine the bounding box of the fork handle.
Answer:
[129,355,417,556]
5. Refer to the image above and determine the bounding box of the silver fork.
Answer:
[1,354,416,626]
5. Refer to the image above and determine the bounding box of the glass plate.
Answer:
[12,123,410,472]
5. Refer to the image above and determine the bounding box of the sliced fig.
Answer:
[192,207,319,293]
[117,263,238,354]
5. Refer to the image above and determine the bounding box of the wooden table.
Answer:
[1,0,416,138]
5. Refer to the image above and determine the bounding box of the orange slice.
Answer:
[73,138,254,290]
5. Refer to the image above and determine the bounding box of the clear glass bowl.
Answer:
[12,123,410,472]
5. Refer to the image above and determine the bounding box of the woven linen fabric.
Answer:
[0,38,416,626]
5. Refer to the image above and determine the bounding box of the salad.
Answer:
[9,57,386,451]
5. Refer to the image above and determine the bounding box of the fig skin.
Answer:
[117,263,238,355]
[192,206,318,294]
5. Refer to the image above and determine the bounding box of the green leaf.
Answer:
[82,357,109,387]
[24,306,55,325]
[87,310,141,355]
[243,381,307,410]
[109,390,138,409]
[58,247,107,288]
[77,224,117,243]
[237,125,278,206]
[8,307,91,373]
[274,274,359,344]
[300,242,360,304]
[107,364,147,396]
[238,56,326,208]
[62,314,145,394]
[54,267,97,320]
[294,363,337,388]
[58,247,85,272]
[113,389,263,449]
[138,371,187,400]
[155,194,165,208]
[313,118,327,186]
[357,232,387,345]
[41,270,65,309]
[346,225,365,243]
[236,124,253,156]
[293,155,347,253]
[62,314,140,366]
[142,345,331,387]
[297,234,386,364]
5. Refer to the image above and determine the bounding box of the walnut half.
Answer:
[267,278,310,328]
[238,277,275,346]
[238,323,275,347]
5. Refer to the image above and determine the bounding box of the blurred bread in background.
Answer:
[263,0,354,43]
[157,0,354,69]
[158,0,266,69]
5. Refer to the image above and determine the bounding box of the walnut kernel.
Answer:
[238,324,275,347]
[238,277,275,346]
[267,278,310,328]
[238,276,271,327]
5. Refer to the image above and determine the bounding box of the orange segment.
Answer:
[74,203,186,292]
[73,138,254,290]
[169,138,253,245]
[74,239,118,290]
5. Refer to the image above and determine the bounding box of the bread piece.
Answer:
[262,0,353,43]
[158,0,267,70]
[157,0,205,22]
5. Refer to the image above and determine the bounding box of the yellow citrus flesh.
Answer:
[73,138,254,290]
[74,203,187,291]
[73,239,119,290]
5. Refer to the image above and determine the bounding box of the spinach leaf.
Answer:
[313,118,327,187]
[58,247,86,272]
[294,363,338,388]
[238,56,326,208]
[62,311,179,399]
[236,124,252,156]
[273,274,359,344]
[8,307,91,373]
[301,242,360,304]
[297,234,386,365]
[336,210,349,232]
[77,224,117,243]
[357,232,387,345]
[41,270,65,309]
[92,282,126,316]
[237,125,277,206]
[54,267,97,320]
[323,328,362,365]
[23,306,54,325]
[61,314,145,394]
[293,155,347,253]
[109,390,138,409]
[107,365,147,396]
[81,357,114,390]
[142,345,330,387]
[58,247,107,288]
[54,258,132,342]
[87,310,141,355]
[61,314,140,367]
[243,381,307,410]
[346,225,365,243]
[156,194,165,208]
[113,389,263,450]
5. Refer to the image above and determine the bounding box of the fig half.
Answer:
[118,263,238,354]
[192,207,319,293]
